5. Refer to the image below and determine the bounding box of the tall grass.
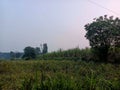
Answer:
[38,47,120,63]
[0,60,120,90]
[38,47,92,61]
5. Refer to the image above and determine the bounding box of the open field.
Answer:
[0,60,120,90]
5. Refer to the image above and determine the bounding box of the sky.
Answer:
[0,0,120,52]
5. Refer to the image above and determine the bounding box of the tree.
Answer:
[42,43,48,54]
[84,15,120,62]
[15,52,23,59]
[35,47,41,55]
[22,46,36,60]
[10,51,23,60]
[10,51,15,60]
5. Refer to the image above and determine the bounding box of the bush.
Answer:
[108,47,120,63]
[38,48,93,61]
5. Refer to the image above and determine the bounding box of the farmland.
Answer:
[0,60,120,90]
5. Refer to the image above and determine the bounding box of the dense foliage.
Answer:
[85,15,120,62]
[0,60,120,90]
[38,47,120,63]
[22,46,37,60]
[10,51,23,60]
[22,43,48,60]
[42,43,48,54]
[38,48,92,61]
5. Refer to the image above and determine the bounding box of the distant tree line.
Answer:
[10,51,23,60]
[22,43,48,60]
[0,52,11,59]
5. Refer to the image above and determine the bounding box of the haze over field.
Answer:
[0,0,120,52]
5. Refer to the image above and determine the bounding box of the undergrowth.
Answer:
[0,60,120,90]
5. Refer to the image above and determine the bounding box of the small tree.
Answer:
[10,51,15,60]
[22,46,36,60]
[84,15,120,62]
[42,43,48,54]
[35,47,41,55]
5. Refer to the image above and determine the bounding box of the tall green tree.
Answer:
[42,43,48,54]
[22,46,36,60]
[84,15,120,62]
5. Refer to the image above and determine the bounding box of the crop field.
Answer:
[0,60,120,90]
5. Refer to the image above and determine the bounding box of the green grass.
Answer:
[0,60,120,90]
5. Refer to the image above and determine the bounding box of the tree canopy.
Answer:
[42,43,48,54]
[22,44,48,60]
[84,15,120,62]
[22,46,36,60]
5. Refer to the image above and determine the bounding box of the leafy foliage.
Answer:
[85,15,120,62]
[10,51,23,60]
[38,48,92,61]
[35,47,41,55]
[42,43,48,54]
[22,46,36,60]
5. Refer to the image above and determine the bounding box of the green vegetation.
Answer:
[38,47,120,63]
[21,15,120,63]
[0,60,120,90]
[22,43,48,60]
[85,15,120,62]
[22,46,37,60]
[38,48,92,61]
[0,15,120,90]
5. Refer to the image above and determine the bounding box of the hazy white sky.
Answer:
[0,0,120,52]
